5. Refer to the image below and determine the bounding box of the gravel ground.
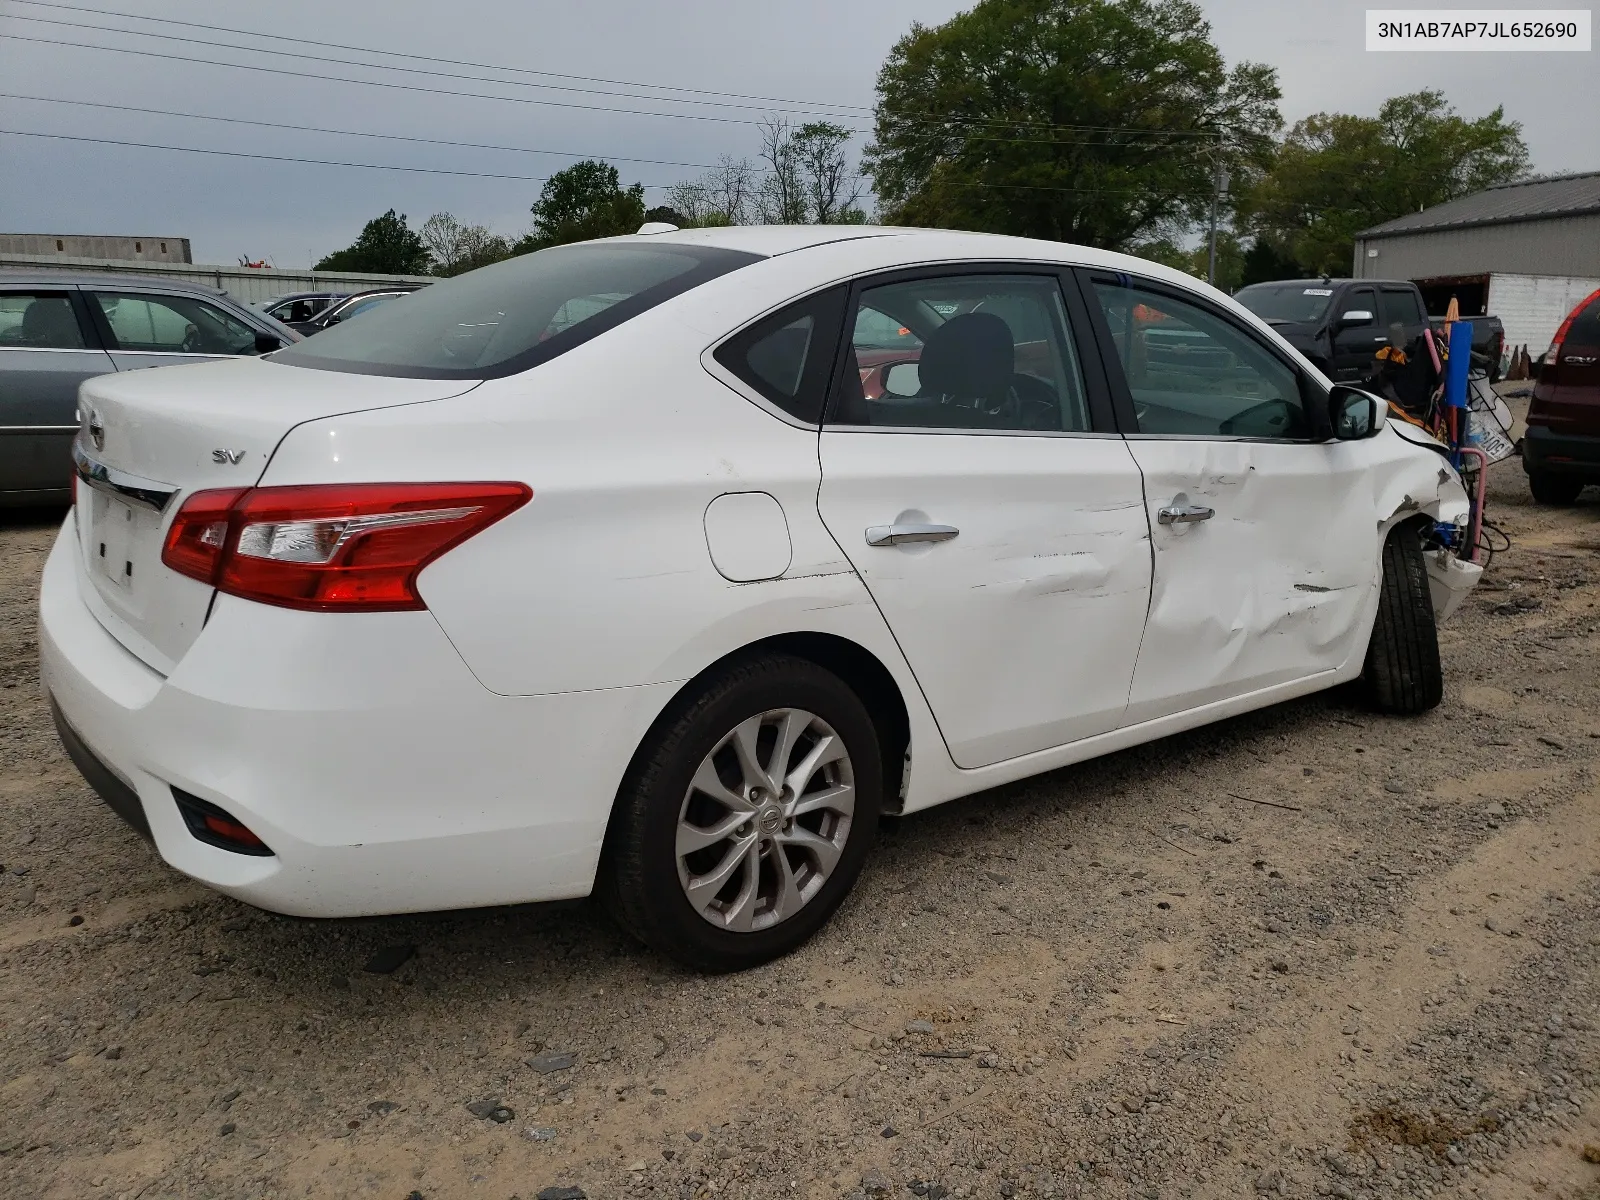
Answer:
[2,436,1598,1200]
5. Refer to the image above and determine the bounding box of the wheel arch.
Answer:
[598,632,913,868]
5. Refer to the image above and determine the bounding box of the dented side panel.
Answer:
[818,431,1152,768]
[1121,430,1464,725]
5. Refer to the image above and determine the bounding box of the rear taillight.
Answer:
[162,482,530,611]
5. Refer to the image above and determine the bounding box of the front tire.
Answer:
[600,654,881,972]
[1362,524,1443,714]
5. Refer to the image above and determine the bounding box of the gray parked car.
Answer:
[0,272,300,506]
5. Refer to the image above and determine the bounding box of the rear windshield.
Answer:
[274,242,760,379]
[1233,284,1335,324]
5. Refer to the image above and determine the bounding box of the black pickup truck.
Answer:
[1233,278,1506,384]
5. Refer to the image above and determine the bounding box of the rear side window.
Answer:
[90,291,257,354]
[1379,288,1424,328]
[0,291,88,349]
[713,287,846,425]
[275,242,760,379]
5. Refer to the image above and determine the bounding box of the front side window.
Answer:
[1342,288,1377,325]
[0,291,87,349]
[90,291,257,354]
[831,274,1090,432]
[274,242,760,379]
[1092,281,1308,439]
[712,287,845,425]
[268,296,327,323]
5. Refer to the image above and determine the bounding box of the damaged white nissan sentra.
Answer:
[41,226,1478,970]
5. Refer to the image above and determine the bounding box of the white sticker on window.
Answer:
[1303,288,1334,296]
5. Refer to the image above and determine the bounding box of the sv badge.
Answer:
[212,449,246,465]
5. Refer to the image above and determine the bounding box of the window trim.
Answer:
[1072,268,1333,444]
[822,262,1120,437]
[0,286,104,353]
[85,288,264,356]
[1378,287,1424,328]
[706,285,849,430]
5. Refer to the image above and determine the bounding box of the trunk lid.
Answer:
[73,357,478,673]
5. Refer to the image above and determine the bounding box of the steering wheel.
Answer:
[1005,372,1062,430]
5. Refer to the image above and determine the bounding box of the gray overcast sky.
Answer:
[1,0,1595,267]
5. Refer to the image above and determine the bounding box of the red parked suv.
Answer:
[1524,288,1600,504]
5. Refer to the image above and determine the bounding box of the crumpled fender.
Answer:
[1373,427,1471,539]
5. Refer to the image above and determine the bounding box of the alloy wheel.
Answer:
[675,707,855,932]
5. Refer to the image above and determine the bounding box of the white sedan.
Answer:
[41,226,1476,971]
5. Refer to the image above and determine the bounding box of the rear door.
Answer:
[1080,270,1379,723]
[1378,285,1429,351]
[816,265,1152,769]
[83,287,264,372]
[1550,295,1600,411]
[0,287,114,496]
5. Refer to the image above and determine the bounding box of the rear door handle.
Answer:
[865,523,959,547]
[1157,504,1214,525]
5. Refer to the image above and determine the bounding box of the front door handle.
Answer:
[865,523,959,547]
[1157,504,1214,525]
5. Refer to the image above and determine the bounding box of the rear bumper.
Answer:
[1522,425,1600,477]
[38,514,677,918]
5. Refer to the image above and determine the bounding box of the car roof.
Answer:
[622,224,1232,293]
[0,269,229,297]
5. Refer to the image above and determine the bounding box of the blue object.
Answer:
[1444,320,1473,410]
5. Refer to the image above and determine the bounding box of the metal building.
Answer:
[0,233,193,263]
[1353,171,1600,356]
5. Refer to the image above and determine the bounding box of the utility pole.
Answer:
[1206,131,1227,287]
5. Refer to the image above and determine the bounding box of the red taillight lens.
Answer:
[162,487,246,582]
[162,482,531,611]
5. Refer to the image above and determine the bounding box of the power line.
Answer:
[0,128,678,187]
[4,0,875,116]
[0,11,867,120]
[0,92,726,171]
[0,2,1231,142]
[0,33,1226,152]
[0,127,1224,200]
[0,33,787,127]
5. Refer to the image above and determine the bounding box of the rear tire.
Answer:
[1527,471,1584,505]
[1362,524,1443,715]
[600,654,881,972]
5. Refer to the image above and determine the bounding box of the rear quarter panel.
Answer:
[255,298,920,706]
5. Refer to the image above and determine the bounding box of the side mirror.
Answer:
[882,362,921,397]
[253,332,284,354]
[1339,309,1375,327]
[1329,384,1386,440]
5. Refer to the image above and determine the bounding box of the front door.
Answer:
[817,268,1152,769]
[1330,285,1384,383]
[1080,272,1378,725]
[0,288,114,496]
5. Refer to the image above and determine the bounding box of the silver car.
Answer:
[0,273,300,506]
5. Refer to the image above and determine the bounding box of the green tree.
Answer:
[515,161,646,251]
[1128,230,1245,292]
[865,0,1281,249]
[1238,236,1306,287]
[1239,90,1530,276]
[314,210,431,274]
